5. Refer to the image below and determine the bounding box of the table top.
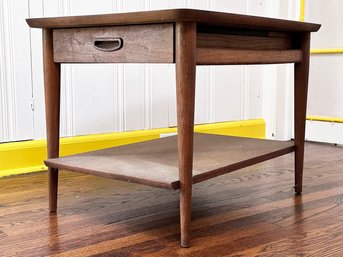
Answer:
[26,8,320,32]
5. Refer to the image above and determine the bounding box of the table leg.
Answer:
[43,29,61,212]
[294,32,310,194]
[175,22,196,247]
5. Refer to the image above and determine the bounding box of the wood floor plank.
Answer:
[225,209,343,256]
[0,142,343,256]
[111,191,343,257]
[16,186,341,257]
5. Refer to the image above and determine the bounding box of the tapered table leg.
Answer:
[294,32,311,194]
[175,22,197,247]
[43,29,61,212]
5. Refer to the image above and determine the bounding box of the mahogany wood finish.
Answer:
[1,142,343,256]
[196,49,302,65]
[53,24,174,63]
[26,9,320,247]
[42,29,61,213]
[197,32,293,50]
[175,22,197,247]
[45,134,295,190]
[294,33,311,194]
[26,9,320,32]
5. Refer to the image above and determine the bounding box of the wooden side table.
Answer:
[27,9,320,247]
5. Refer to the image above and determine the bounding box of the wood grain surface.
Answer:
[42,29,61,212]
[294,33,311,194]
[53,24,174,63]
[196,49,302,65]
[197,32,292,50]
[1,141,343,256]
[175,21,197,247]
[44,133,295,190]
[26,9,320,33]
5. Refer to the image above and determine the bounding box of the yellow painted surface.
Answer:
[311,48,343,54]
[307,116,343,123]
[0,119,265,177]
[300,0,305,21]
[194,119,265,138]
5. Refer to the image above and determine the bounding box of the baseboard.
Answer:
[306,117,343,145]
[0,119,265,177]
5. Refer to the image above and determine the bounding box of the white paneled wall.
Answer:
[305,0,343,49]
[308,55,343,117]
[305,0,343,118]
[303,0,343,144]
[0,0,33,142]
[0,0,299,143]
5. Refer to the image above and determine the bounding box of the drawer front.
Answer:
[53,24,174,63]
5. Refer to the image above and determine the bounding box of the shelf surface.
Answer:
[45,133,295,190]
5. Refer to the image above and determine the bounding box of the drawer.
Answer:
[53,24,174,63]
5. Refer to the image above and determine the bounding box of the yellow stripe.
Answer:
[311,48,343,54]
[0,119,265,177]
[300,0,305,22]
[194,119,264,138]
[307,116,343,123]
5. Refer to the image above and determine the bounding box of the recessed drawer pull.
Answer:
[93,37,123,52]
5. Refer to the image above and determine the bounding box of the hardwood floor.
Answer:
[1,141,343,256]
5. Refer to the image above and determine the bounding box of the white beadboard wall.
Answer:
[0,0,299,143]
[0,0,34,142]
[306,0,343,117]
[304,0,343,144]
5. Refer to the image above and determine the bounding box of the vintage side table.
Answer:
[26,9,320,247]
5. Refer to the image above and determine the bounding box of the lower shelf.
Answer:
[45,133,295,190]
